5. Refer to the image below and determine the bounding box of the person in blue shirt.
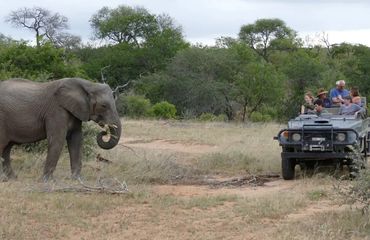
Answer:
[329,80,350,105]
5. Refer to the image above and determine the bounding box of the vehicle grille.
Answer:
[301,130,333,151]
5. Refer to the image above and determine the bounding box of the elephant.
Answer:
[0,77,122,180]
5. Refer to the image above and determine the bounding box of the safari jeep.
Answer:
[274,102,370,180]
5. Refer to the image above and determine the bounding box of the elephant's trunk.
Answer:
[96,118,122,150]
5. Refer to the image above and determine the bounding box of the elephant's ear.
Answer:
[55,82,90,121]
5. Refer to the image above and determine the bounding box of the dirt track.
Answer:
[108,136,347,240]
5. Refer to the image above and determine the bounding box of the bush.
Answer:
[198,113,217,121]
[151,101,177,119]
[23,140,48,154]
[336,169,370,214]
[249,111,272,122]
[21,122,99,161]
[198,113,228,122]
[81,122,99,160]
[117,95,152,118]
[260,105,279,119]
[0,42,85,79]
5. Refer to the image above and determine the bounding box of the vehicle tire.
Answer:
[282,157,295,180]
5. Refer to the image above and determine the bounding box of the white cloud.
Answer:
[1,0,370,46]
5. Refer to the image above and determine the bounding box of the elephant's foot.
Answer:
[3,168,17,180]
[71,173,82,181]
[42,174,54,183]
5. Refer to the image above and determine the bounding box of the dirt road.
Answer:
[93,135,348,240]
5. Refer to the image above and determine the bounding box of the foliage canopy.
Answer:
[3,8,370,121]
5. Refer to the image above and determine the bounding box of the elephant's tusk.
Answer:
[109,124,118,129]
[110,134,119,139]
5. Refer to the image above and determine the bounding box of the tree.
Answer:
[79,8,188,88]
[90,5,158,46]
[335,44,370,97]
[51,32,82,49]
[0,42,85,80]
[234,61,284,121]
[239,18,297,61]
[6,6,79,48]
[0,34,15,45]
[277,49,327,118]
[137,47,240,119]
[142,13,189,71]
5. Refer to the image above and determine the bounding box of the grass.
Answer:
[8,119,282,184]
[233,193,309,220]
[307,189,328,201]
[0,119,368,239]
[276,210,370,240]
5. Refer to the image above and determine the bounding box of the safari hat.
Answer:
[317,88,328,97]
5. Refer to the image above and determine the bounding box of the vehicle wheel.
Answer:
[282,157,295,180]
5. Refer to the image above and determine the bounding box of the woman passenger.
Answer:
[350,86,362,106]
[301,91,315,114]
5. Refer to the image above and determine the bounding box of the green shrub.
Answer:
[249,111,272,122]
[117,95,152,118]
[22,140,48,154]
[337,169,370,213]
[260,106,279,119]
[21,122,98,161]
[0,42,85,79]
[151,101,177,119]
[198,113,217,121]
[198,113,228,122]
[81,122,99,160]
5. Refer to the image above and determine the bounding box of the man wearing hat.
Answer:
[329,80,350,105]
[314,88,331,108]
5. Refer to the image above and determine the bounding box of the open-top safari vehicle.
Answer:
[274,100,370,180]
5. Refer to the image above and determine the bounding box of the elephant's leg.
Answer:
[43,141,65,181]
[66,123,83,179]
[43,123,68,181]
[2,143,16,179]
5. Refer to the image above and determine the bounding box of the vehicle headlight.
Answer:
[292,133,301,142]
[336,133,346,142]
[281,131,289,140]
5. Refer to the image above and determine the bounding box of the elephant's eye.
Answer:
[101,104,107,109]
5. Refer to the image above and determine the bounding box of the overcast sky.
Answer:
[1,0,370,46]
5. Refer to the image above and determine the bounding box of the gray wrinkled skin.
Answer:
[0,78,122,181]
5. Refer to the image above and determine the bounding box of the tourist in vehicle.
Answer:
[313,99,328,116]
[314,88,331,108]
[300,91,316,114]
[350,86,362,106]
[329,80,350,105]
[338,95,364,115]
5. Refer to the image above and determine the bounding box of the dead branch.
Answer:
[208,174,280,188]
[34,177,129,194]
[96,153,113,164]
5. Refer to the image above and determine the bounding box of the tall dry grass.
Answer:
[0,120,369,239]
[7,119,283,183]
